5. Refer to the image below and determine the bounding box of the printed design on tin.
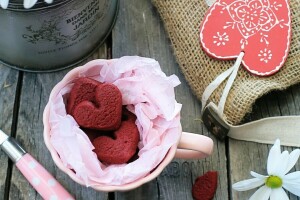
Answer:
[22,0,108,45]
[200,0,291,76]
[23,19,70,44]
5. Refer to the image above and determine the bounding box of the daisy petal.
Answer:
[283,181,300,196]
[44,0,53,3]
[24,0,38,8]
[284,149,300,175]
[284,171,300,183]
[232,178,265,191]
[250,171,267,179]
[273,151,289,176]
[0,0,9,9]
[268,139,281,175]
[249,186,272,200]
[270,188,289,200]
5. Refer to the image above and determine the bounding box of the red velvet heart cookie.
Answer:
[192,171,218,200]
[67,77,101,115]
[72,83,122,131]
[92,119,140,165]
[82,107,137,142]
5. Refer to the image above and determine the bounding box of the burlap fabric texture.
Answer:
[152,0,300,125]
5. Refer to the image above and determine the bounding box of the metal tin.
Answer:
[0,0,119,72]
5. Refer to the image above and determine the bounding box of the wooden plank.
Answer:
[8,45,109,200]
[230,85,300,200]
[112,0,228,199]
[0,65,19,200]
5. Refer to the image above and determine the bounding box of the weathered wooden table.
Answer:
[1,0,299,199]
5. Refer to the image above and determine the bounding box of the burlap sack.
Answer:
[152,0,300,125]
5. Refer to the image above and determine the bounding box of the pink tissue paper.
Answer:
[48,56,182,186]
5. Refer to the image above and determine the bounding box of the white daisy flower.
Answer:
[0,0,53,9]
[232,139,300,200]
[0,0,9,8]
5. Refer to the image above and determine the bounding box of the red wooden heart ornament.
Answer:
[200,0,291,76]
[73,83,122,131]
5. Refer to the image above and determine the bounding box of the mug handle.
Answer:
[175,132,214,159]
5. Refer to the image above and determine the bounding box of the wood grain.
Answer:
[112,0,228,199]
[8,45,109,200]
[0,65,19,200]
[4,0,299,199]
[230,85,300,200]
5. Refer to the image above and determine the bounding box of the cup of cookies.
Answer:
[43,56,214,191]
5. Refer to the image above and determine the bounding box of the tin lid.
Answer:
[7,0,66,10]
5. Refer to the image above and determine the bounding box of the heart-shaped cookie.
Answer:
[82,107,137,142]
[200,0,291,76]
[67,77,101,115]
[92,116,140,164]
[72,83,122,130]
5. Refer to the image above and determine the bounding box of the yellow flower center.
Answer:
[265,176,282,189]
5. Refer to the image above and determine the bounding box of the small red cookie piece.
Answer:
[192,171,218,200]
[67,77,101,115]
[92,120,140,165]
[73,83,122,131]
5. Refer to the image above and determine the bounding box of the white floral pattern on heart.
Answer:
[225,0,281,40]
[213,32,229,46]
[258,48,272,63]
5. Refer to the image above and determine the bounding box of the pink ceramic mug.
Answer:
[44,121,213,191]
[43,57,214,191]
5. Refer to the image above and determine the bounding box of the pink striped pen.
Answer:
[0,129,74,200]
